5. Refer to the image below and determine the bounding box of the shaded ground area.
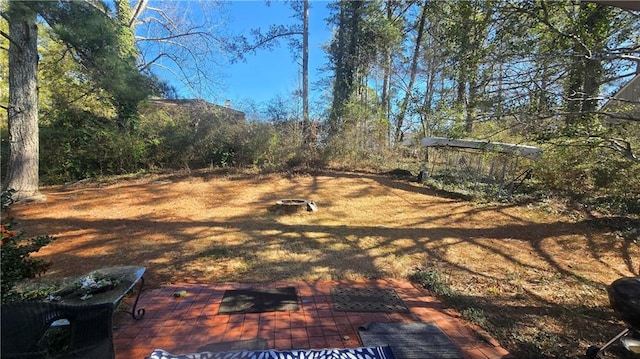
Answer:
[11,169,640,358]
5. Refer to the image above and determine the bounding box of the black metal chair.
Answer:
[587,276,640,358]
[1,301,115,359]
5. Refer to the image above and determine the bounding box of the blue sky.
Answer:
[222,1,333,109]
[224,1,331,109]
[147,1,335,112]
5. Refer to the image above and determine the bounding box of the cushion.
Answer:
[148,346,396,359]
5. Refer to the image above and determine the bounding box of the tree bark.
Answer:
[3,3,44,202]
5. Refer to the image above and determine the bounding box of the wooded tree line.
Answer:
[325,0,638,152]
[322,0,639,212]
[1,0,639,214]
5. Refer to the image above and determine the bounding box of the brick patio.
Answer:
[113,279,512,359]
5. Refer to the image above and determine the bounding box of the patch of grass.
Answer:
[409,267,453,297]
[506,330,566,359]
[409,266,485,327]
[584,216,640,243]
[199,247,232,258]
[460,307,487,327]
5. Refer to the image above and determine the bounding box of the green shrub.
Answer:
[409,265,489,327]
[460,307,488,327]
[534,145,640,215]
[1,190,55,302]
[409,267,454,297]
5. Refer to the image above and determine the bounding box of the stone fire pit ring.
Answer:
[274,199,318,212]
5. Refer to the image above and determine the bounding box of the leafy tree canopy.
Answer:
[29,0,152,128]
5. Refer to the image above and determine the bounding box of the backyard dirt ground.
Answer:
[7,169,640,358]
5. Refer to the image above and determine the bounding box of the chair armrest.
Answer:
[1,301,115,359]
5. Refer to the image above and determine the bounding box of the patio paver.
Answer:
[113,279,512,359]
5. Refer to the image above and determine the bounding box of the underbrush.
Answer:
[409,266,488,328]
[1,190,56,303]
[418,172,639,245]
[409,263,637,359]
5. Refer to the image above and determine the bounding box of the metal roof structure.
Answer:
[420,137,543,161]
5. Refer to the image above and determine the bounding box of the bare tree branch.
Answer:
[591,136,640,163]
[130,0,148,28]
[592,111,640,121]
[228,21,304,63]
[600,72,638,85]
[133,1,229,98]
[246,29,303,52]
[515,110,640,122]
[0,28,22,51]
[138,53,165,72]
[142,6,176,29]
[135,31,210,43]
[591,53,640,63]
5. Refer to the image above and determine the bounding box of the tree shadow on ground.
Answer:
[10,170,639,359]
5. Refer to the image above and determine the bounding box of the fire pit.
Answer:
[272,199,318,213]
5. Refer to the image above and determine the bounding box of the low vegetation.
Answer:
[0,190,55,302]
[409,260,638,359]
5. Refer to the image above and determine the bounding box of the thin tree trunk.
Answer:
[382,1,393,146]
[420,56,437,138]
[466,79,478,134]
[456,1,472,135]
[393,0,427,145]
[302,0,312,146]
[350,1,362,96]
[3,3,44,202]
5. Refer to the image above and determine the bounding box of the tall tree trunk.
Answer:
[381,1,393,146]
[579,4,607,117]
[302,0,313,146]
[349,1,362,95]
[329,1,359,135]
[329,1,349,134]
[455,1,472,135]
[465,79,478,134]
[564,3,609,125]
[3,3,44,202]
[393,0,427,145]
[420,55,437,138]
[115,0,144,132]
